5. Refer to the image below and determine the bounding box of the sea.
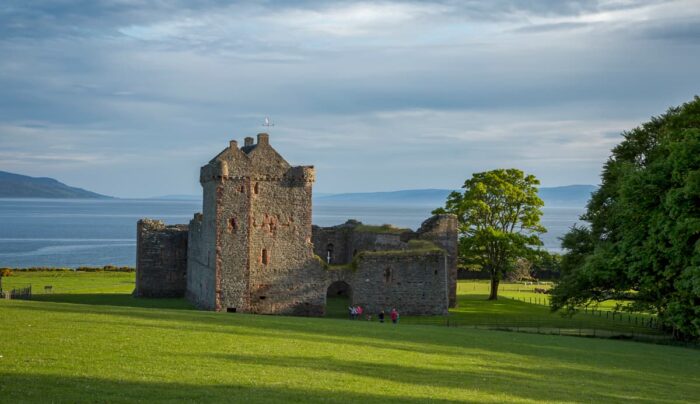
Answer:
[0,199,587,268]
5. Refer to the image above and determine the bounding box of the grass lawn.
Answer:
[1,271,136,294]
[1,271,192,309]
[325,281,662,337]
[1,298,699,403]
[4,273,664,335]
[1,272,698,402]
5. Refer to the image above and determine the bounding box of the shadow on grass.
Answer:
[31,293,194,310]
[0,352,692,403]
[202,352,691,403]
[4,302,699,402]
[7,298,695,363]
[0,373,454,403]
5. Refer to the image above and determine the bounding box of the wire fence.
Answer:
[507,295,661,330]
[0,284,32,300]
[447,321,683,343]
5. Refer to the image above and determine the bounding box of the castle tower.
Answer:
[186,134,320,313]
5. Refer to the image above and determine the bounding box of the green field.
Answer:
[5,273,661,335]
[0,272,698,402]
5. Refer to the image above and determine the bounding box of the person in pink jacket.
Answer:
[390,308,399,325]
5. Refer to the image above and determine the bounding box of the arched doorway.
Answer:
[325,280,351,317]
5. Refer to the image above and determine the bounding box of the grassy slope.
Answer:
[1,300,699,403]
[1,273,699,402]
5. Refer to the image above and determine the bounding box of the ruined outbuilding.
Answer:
[135,134,457,316]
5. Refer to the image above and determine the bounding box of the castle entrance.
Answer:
[325,281,351,317]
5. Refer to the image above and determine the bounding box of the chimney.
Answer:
[244,137,254,147]
[257,133,269,145]
[229,140,238,149]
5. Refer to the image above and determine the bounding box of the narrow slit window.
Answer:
[254,182,260,194]
[326,243,334,263]
[262,248,269,265]
[229,217,237,232]
[384,267,392,284]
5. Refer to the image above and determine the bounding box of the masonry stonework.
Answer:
[135,219,188,297]
[135,134,458,316]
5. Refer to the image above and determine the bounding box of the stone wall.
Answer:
[135,219,188,297]
[417,214,459,307]
[312,221,410,265]
[325,249,449,316]
[312,222,354,264]
[186,212,217,310]
[313,214,458,309]
[244,164,326,316]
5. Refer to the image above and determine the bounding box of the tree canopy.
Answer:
[551,96,700,340]
[434,169,546,299]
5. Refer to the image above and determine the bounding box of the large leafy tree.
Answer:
[434,169,546,300]
[551,97,700,340]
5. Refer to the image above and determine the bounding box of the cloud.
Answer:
[0,0,698,197]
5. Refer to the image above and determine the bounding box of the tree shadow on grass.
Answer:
[6,298,693,361]
[8,299,699,376]
[31,293,194,310]
[202,352,692,403]
[0,372,457,403]
[0,356,691,403]
[4,302,699,402]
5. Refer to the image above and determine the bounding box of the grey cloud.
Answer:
[0,0,654,40]
[638,17,700,42]
[0,0,698,196]
[510,21,595,33]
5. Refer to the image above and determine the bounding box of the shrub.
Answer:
[1,268,13,277]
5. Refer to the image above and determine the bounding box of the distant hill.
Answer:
[0,171,111,199]
[314,185,597,208]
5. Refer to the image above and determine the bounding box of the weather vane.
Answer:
[262,116,275,128]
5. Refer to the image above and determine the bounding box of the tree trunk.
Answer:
[489,276,500,300]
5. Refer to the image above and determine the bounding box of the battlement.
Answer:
[200,134,314,186]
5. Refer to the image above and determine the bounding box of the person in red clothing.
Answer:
[356,305,363,319]
[390,308,399,325]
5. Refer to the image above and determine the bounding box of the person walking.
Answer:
[348,306,354,320]
[356,305,363,319]
[390,308,399,325]
[378,310,385,323]
[350,306,357,320]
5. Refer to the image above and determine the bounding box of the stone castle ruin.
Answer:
[135,133,457,316]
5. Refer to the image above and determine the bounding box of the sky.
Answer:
[1,0,699,198]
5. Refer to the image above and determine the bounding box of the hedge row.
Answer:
[0,265,135,276]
